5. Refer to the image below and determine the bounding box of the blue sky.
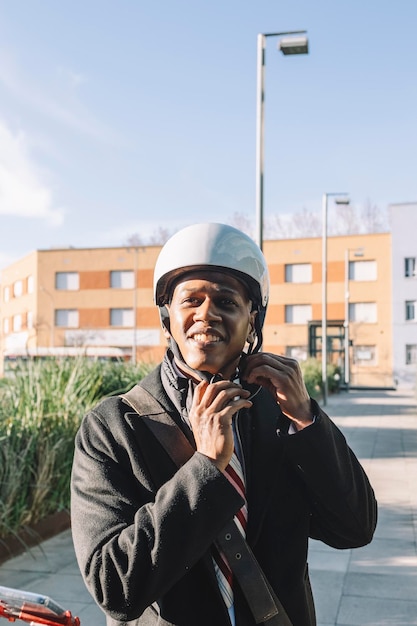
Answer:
[0,1,416,270]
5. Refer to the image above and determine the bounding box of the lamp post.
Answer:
[132,247,138,365]
[321,192,350,405]
[344,246,364,389]
[255,30,309,250]
[40,286,55,347]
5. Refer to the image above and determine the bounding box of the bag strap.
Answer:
[121,385,293,626]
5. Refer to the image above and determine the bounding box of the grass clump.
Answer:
[0,357,153,539]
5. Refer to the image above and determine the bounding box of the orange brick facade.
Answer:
[0,233,393,386]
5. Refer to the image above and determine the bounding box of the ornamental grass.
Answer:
[0,357,152,539]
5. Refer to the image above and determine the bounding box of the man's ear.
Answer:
[247,310,257,344]
[160,304,171,339]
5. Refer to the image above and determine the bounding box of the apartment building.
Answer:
[0,232,395,387]
[390,202,417,388]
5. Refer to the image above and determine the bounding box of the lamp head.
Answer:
[278,36,309,55]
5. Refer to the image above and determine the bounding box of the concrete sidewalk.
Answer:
[0,389,416,626]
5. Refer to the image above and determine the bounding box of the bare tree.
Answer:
[124,226,173,247]
[228,212,254,238]
[267,213,294,239]
[125,233,145,246]
[147,227,174,245]
[360,199,389,233]
[291,207,322,237]
[330,203,361,235]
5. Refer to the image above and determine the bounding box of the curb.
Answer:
[0,510,71,566]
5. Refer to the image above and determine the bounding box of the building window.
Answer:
[27,311,33,329]
[56,272,79,290]
[110,270,134,289]
[55,309,79,327]
[285,346,308,361]
[349,260,377,281]
[405,257,416,278]
[406,344,417,365]
[13,314,22,332]
[110,308,133,327]
[13,280,23,298]
[285,264,312,283]
[27,275,34,294]
[285,304,312,324]
[353,345,377,366]
[3,318,9,334]
[405,300,416,321]
[349,302,377,323]
[4,286,10,303]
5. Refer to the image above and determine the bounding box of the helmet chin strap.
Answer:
[168,336,242,383]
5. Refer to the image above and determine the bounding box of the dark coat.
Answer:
[70,365,377,626]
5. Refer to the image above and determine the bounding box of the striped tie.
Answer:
[213,450,248,608]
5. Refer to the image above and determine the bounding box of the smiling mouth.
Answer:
[190,333,222,344]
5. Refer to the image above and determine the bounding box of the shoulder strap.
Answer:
[121,385,293,626]
[121,385,194,468]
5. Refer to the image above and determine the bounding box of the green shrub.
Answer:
[0,357,153,539]
[299,358,322,399]
[299,358,342,399]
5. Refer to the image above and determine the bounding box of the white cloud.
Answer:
[0,120,65,225]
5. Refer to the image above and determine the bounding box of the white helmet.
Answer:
[154,223,269,352]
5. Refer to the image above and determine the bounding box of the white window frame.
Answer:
[4,286,10,303]
[285,346,308,361]
[27,311,33,329]
[349,260,377,281]
[3,318,9,334]
[353,345,377,366]
[27,275,34,294]
[405,300,416,322]
[55,272,80,291]
[13,314,22,332]
[110,308,134,327]
[405,344,417,365]
[110,270,134,289]
[349,302,377,323]
[13,280,23,298]
[55,309,79,328]
[285,264,312,284]
[285,304,312,325]
[405,257,416,278]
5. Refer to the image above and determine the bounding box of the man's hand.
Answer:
[241,353,313,430]
[189,380,252,471]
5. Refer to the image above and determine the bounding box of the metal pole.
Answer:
[344,248,350,388]
[255,33,265,251]
[132,248,138,365]
[321,193,328,405]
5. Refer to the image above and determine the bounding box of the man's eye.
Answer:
[220,298,237,307]
[182,297,200,305]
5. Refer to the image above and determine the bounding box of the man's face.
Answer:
[165,271,256,379]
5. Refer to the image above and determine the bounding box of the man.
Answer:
[71,222,377,626]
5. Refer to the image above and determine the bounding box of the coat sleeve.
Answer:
[70,397,244,622]
[282,401,377,549]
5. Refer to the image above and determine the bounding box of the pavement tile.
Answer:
[309,570,344,624]
[343,571,417,601]
[337,595,417,625]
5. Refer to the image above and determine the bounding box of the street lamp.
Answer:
[255,30,309,250]
[344,247,364,389]
[40,286,55,347]
[321,192,350,405]
[126,246,140,364]
[130,247,139,365]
